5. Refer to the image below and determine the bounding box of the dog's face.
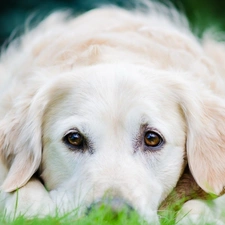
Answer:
[2,62,225,222]
[41,64,186,220]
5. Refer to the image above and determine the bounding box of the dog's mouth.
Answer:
[86,197,134,215]
[85,197,160,224]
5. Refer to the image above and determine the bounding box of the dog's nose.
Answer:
[86,197,134,215]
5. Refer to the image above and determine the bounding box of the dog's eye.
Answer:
[63,131,84,149]
[67,132,83,146]
[144,131,163,147]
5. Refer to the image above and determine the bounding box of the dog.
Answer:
[0,1,225,224]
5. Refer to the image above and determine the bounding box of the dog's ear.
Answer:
[0,87,50,192]
[174,80,225,195]
[0,77,70,193]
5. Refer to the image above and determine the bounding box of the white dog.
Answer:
[0,2,225,224]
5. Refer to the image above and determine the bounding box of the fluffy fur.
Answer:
[0,2,225,224]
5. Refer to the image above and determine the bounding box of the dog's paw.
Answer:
[2,179,55,219]
[4,191,55,219]
[176,199,224,225]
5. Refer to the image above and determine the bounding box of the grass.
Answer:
[2,201,223,225]
[0,204,178,225]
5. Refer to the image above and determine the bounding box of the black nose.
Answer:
[86,197,134,216]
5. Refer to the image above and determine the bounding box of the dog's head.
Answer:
[1,63,225,221]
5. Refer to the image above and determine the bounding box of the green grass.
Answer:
[1,196,224,225]
[1,209,222,225]
[0,205,178,225]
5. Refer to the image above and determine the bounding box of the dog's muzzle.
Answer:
[86,197,134,215]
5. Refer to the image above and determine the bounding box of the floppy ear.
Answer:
[0,76,72,193]
[0,87,50,192]
[174,80,225,195]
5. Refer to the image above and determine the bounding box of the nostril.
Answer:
[86,197,134,216]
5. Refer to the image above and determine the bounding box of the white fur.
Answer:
[0,3,225,224]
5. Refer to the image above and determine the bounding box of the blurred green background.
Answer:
[0,0,225,46]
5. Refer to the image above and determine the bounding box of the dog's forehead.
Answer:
[45,65,183,135]
[62,65,178,120]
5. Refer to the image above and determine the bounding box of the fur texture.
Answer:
[0,2,225,224]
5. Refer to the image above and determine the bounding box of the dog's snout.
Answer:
[86,197,134,215]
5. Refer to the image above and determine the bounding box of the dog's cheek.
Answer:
[150,145,186,204]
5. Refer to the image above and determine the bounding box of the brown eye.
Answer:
[144,131,163,147]
[63,131,84,149]
[67,132,83,145]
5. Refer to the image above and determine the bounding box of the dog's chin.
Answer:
[50,188,160,224]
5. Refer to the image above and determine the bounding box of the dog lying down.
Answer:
[1,2,225,224]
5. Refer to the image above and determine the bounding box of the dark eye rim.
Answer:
[143,128,165,151]
[62,129,86,151]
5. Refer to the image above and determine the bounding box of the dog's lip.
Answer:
[86,197,160,224]
[86,197,134,213]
